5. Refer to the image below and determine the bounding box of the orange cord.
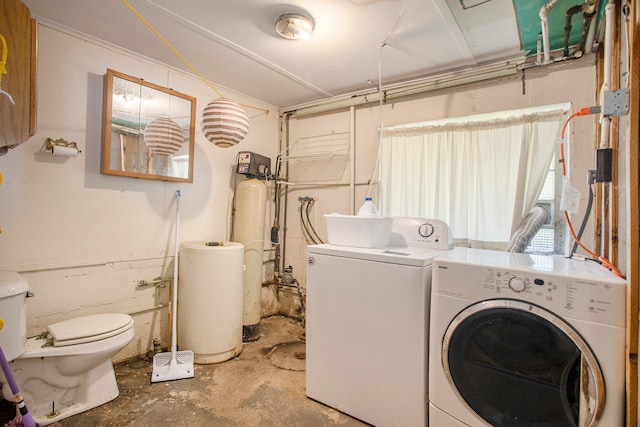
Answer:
[560,108,625,279]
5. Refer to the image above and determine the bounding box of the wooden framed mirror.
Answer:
[101,69,196,182]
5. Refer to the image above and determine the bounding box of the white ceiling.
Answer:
[23,0,526,109]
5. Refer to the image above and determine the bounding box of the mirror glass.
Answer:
[101,69,196,182]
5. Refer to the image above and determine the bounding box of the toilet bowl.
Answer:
[0,272,135,425]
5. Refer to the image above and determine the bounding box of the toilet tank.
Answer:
[0,271,30,361]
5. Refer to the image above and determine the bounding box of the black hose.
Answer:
[300,200,318,244]
[305,199,325,244]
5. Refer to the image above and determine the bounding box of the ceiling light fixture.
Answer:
[275,12,314,40]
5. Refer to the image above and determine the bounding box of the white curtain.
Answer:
[379,109,566,249]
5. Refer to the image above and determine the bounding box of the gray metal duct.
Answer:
[506,206,549,253]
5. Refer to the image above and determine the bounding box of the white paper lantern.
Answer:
[201,99,249,148]
[143,117,184,155]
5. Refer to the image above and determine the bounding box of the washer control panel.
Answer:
[481,269,623,323]
[390,217,453,250]
[418,223,435,238]
[433,250,627,328]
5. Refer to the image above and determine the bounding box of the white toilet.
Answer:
[0,271,135,425]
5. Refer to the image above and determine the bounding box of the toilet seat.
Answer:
[47,313,134,347]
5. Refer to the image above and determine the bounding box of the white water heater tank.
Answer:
[178,241,244,364]
[234,178,267,341]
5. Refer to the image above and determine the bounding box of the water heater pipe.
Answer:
[350,106,356,214]
[563,5,584,58]
[540,0,561,64]
[578,0,598,54]
[584,7,598,54]
[599,0,615,149]
[291,62,517,117]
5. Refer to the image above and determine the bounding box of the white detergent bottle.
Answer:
[357,197,380,216]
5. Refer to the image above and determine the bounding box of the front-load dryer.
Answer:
[306,217,452,427]
[429,248,627,427]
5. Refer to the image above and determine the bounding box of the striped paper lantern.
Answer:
[201,99,250,148]
[143,117,184,155]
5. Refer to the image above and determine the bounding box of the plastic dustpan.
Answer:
[151,349,194,382]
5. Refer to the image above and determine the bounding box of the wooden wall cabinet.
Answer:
[0,0,37,156]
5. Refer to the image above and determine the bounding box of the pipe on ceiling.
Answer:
[291,63,518,117]
[581,0,600,38]
[564,5,584,58]
[566,0,599,58]
[599,0,615,150]
[543,0,600,62]
[540,0,561,65]
[583,0,600,54]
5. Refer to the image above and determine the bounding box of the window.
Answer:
[378,104,569,251]
[526,154,557,254]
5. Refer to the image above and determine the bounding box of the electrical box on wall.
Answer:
[237,151,271,179]
[596,148,613,182]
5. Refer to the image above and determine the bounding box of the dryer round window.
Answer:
[442,299,604,427]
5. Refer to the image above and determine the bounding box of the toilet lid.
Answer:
[47,313,134,347]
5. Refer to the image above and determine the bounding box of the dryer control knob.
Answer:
[508,277,527,292]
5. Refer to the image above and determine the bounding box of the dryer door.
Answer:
[442,299,604,427]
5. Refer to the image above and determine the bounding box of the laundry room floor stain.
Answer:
[0,316,367,427]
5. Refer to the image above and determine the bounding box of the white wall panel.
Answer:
[285,59,598,291]
[0,25,278,361]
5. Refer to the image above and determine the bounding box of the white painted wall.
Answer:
[283,58,599,288]
[0,25,279,361]
[0,24,604,364]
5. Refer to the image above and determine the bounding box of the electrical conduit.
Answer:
[560,108,624,278]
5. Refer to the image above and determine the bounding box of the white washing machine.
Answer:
[429,248,627,427]
[305,217,453,427]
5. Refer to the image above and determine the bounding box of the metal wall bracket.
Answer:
[137,277,169,288]
[603,88,630,117]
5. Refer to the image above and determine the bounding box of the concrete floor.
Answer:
[0,316,368,427]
